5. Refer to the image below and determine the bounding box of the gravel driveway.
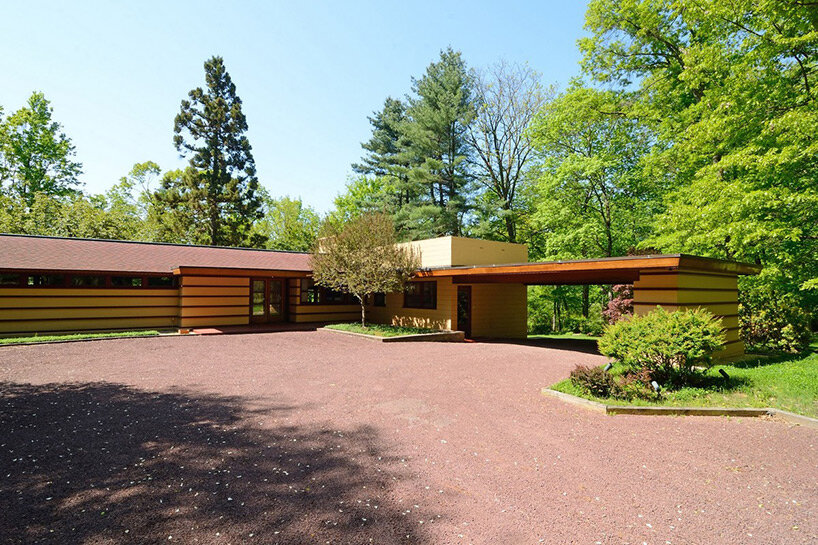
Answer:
[1,331,815,544]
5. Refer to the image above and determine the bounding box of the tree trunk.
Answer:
[582,285,590,318]
[359,295,367,327]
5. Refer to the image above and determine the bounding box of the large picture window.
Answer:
[299,278,355,305]
[404,281,436,309]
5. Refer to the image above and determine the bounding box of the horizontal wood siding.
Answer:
[469,283,527,339]
[634,271,743,358]
[178,276,250,328]
[0,287,181,333]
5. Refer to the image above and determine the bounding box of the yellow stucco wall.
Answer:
[400,236,528,268]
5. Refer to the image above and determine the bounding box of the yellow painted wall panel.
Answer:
[180,296,248,307]
[0,316,176,333]
[181,276,249,287]
[180,286,249,297]
[0,296,180,308]
[635,273,737,290]
[180,306,248,318]
[366,278,456,331]
[634,302,739,316]
[633,289,738,305]
[179,315,249,328]
[450,237,528,266]
[0,306,178,320]
[469,283,527,338]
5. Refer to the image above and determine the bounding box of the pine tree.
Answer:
[403,48,476,237]
[160,56,262,246]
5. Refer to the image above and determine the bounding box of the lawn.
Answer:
[551,349,818,418]
[325,323,439,337]
[0,330,162,346]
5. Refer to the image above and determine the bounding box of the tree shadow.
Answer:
[477,337,601,355]
[0,382,428,544]
[726,349,813,369]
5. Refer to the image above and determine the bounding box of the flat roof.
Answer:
[418,254,761,285]
[0,234,312,275]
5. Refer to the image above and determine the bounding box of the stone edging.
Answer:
[318,327,464,343]
[541,388,818,429]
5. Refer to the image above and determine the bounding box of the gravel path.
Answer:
[0,331,815,544]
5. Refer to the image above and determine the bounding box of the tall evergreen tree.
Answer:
[0,92,82,206]
[159,56,262,246]
[403,48,476,237]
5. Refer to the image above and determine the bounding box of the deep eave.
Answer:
[415,254,761,285]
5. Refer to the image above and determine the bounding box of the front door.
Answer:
[250,278,285,323]
[457,285,472,338]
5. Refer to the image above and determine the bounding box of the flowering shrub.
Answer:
[603,284,633,324]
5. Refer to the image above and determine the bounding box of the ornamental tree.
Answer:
[311,212,419,326]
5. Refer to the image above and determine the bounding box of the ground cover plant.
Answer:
[0,330,161,346]
[325,323,438,338]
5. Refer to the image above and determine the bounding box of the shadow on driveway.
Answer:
[0,382,427,544]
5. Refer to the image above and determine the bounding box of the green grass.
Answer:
[551,350,818,418]
[0,330,162,346]
[529,333,601,341]
[325,323,440,338]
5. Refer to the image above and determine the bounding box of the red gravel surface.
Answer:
[0,331,815,544]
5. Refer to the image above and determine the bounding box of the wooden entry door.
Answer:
[457,285,472,338]
[250,278,285,323]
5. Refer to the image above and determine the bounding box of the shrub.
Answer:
[617,369,658,400]
[739,294,811,353]
[602,284,633,324]
[598,307,726,381]
[569,365,619,398]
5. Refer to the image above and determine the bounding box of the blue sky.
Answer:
[2,1,589,212]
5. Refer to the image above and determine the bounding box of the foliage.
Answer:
[252,193,320,252]
[581,0,818,340]
[598,307,726,381]
[467,61,548,242]
[163,56,262,246]
[528,85,659,259]
[602,284,633,324]
[739,287,812,353]
[311,212,419,325]
[324,323,438,338]
[569,364,619,398]
[0,92,82,205]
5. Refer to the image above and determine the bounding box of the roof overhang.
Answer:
[173,266,311,277]
[415,254,761,285]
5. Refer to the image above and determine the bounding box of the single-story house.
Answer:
[0,234,760,357]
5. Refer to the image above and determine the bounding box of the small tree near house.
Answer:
[311,212,420,326]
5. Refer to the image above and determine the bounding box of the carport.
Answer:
[418,254,761,358]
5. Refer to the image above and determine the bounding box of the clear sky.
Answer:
[2,1,589,212]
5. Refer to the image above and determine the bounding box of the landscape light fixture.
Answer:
[719,369,730,380]
[651,380,661,393]
[603,362,613,372]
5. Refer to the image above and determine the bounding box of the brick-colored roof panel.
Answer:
[0,235,313,274]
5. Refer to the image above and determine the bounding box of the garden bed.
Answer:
[550,349,818,418]
[321,323,464,342]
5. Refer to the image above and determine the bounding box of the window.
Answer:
[404,281,436,309]
[300,278,354,305]
[147,276,175,288]
[111,276,143,288]
[373,292,386,307]
[27,274,66,287]
[71,275,106,287]
[0,273,22,287]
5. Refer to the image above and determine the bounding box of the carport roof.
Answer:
[0,234,313,274]
[418,254,761,285]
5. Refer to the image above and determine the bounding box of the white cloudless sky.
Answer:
[2,1,589,212]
